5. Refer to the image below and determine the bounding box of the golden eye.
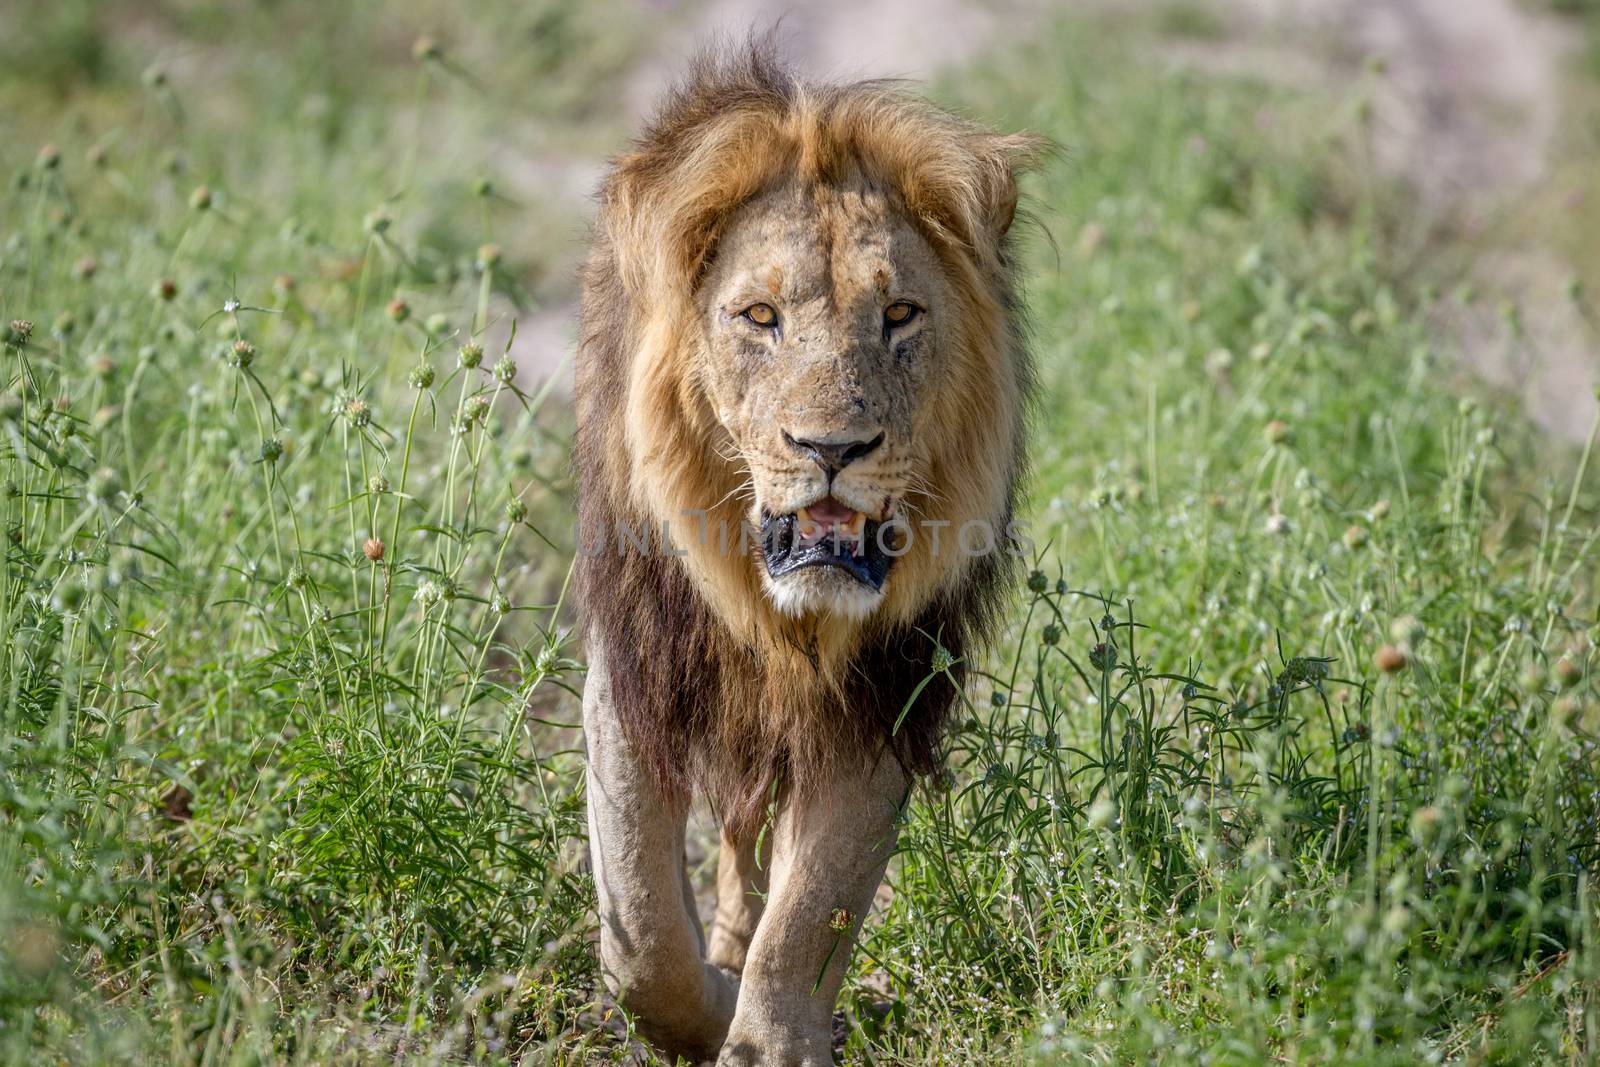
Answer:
[742,303,778,328]
[884,302,918,327]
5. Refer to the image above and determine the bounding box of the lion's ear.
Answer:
[976,132,1047,242]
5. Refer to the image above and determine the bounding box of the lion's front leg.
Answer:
[584,652,737,1061]
[709,829,769,977]
[717,753,908,1067]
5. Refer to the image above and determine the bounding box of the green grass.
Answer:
[3,5,1599,1065]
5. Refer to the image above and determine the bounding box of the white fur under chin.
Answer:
[765,569,884,621]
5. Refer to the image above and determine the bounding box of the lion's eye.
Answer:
[741,303,779,328]
[884,302,919,328]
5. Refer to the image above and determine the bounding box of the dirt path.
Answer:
[1165,0,1594,439]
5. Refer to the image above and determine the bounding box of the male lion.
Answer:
[575,43,1039,1065]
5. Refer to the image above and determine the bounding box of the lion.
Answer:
[575,42,1040,1065]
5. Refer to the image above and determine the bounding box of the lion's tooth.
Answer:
[795,506,820,540]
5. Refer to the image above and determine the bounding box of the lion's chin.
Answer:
[764,567,886,621]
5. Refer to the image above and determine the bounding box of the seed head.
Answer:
[227,339,256,369]
[493,356,517,384]
[491,592,512,615]
[363,207,391,235]
[458,343,484,369]
[1264,419,1292,446]
[412,35,442,62]
[1087,797,1117,829]
[1343,525,1369,550]
[6,320,35,348]
[464,395,491,424]
[73,256,98,280]
[828,907,853,933]
[1264,513,1290,537]
[416,578,455,607]
[385,297,410,323]
[930,643,955,673]
[37,144,61,170]
[363,537,386,561]
[86,467,120,504]
[259,438,284,464]
[154,278,178,302]
[1408,805,1442,847]
[477,242,502,269]
[1368,499,1391,522]
[1089,642,1114,672]
[1374,645,1407,673]
[1554,657,1582,690]
[52,311,75,336]
[1389,615,1424,648]
[189,184,213,211]
[90,355,113,379]
[1041,622,1062,646]
[286,565,310,591]
[506,498,528,523]
[472,177,494,199]
[343,398,371,427]
[368,474,391,495]
[408,363,436,389]
[1026,570,1048,594]
[273,273,296,295]
[142,64,168,89]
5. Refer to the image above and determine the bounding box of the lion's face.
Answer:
[697,179,950,620]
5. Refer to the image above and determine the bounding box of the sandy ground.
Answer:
[509,0,1595,438]
[626,0,1048,96]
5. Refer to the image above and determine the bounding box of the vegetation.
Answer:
[2,3,1598,1063]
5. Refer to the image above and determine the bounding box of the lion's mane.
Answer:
[575,42,1040,835]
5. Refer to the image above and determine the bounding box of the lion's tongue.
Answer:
[797,498,865,541]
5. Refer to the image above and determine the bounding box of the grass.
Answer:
[3,4,1599,1064]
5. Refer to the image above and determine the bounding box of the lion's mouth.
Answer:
[760,498,895,591]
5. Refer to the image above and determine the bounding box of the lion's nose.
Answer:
[783,430,884,476]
